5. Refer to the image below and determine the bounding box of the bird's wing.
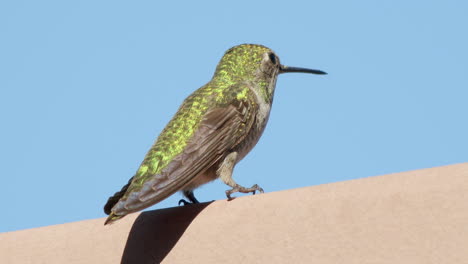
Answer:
[109,90,258,217]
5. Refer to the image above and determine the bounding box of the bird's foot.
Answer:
[225,184,264,200]
[178,199,193,206]
[179,190,200,206]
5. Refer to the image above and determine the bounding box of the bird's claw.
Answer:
[251,184,264,195]
[225,184,264,200]
[178,199,191,206]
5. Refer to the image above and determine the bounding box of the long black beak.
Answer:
[280,65,327,75]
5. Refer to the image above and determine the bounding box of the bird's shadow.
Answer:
[120,201,212,264]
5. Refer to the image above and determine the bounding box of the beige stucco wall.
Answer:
[1,163,467,263]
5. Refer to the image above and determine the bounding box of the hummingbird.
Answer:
[104,44,326,224]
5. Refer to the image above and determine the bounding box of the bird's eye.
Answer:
[268,53,277,64]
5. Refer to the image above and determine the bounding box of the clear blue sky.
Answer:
[1,0,467,232]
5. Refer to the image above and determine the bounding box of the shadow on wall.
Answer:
[121,201,212,263]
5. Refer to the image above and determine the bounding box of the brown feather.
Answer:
[110,97,258,216]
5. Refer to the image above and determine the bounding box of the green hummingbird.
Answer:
[104,44,326,224]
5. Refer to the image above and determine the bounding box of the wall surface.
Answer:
[1,163,467,263]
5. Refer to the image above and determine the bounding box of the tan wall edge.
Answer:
[1,163,467,263]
